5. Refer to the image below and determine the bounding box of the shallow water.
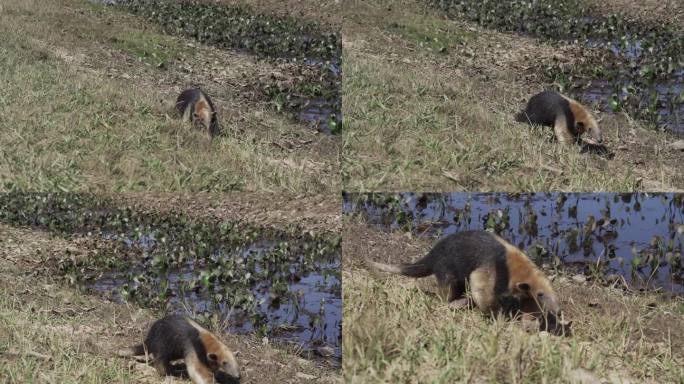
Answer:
[426,0,684,135]
[91,233,342,360]
[299,97,341,135]
[582,37,684,135]
[296,59,342,134]
[344,192,684,294]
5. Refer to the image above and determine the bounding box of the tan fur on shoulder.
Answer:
[492,235,559,313]
[560,94,600,138]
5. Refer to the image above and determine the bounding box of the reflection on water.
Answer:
[344,192,684,294]
[92,233,341,361]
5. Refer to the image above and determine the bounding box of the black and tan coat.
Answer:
[176,88,220,138]
[516,91,602,145]
[130,314,240,384]
[367,230,560,315]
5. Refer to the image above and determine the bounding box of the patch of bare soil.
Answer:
[344,221,684,360]
[0,224,340,383]
[112,192,340,234]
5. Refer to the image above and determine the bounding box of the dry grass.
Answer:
[0,0,339,193]
[342,0,684,192]
[0,223,340,383]
[343,221,684,383]
[111,191,341,234]
[587,0,684,26]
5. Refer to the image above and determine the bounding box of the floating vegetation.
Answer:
[0,193,342,361]
[106,0,342,134]
[260,61,341,134]
[343,192,684,294]
[427,0,684,135]
[115,0,339,61]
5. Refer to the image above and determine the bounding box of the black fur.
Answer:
[395,231,511,300]
[135,314,211,375]
[517,91,579,136]
[175,88,220,137]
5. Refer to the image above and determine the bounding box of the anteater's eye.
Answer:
[537,292,544,298]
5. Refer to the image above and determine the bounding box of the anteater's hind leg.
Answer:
[152,357,173,377]
[468,266,498,313]
[435,273,466,305]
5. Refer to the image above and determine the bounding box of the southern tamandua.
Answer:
[367,230,561,315]
[516,90,602,145]
[176,88,220,138]
[128,314,240,384]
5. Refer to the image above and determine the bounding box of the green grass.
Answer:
[0,289,136,383]
[387,15,472,54]
[343,46,635,191]
[342,0,683,192]
[109,30,187,67]
[0,0,338,193]
[343,222,684,383]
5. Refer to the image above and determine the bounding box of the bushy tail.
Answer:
[366,259,433,278]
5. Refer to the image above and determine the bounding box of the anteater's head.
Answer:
[498,234,562,316]
[193,100,214,132]
[206,341,240,383]
[514,272,561,316]
[576,114,603,144]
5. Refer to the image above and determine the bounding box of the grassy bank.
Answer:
[0,193,342,362]
[342,0,684,191]
[343,221,684,383]
[428,0,684,134]
[0,0,339,193]
[0,223,340,383]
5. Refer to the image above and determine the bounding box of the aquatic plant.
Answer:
[0,193,342,359]
[343,192,684,294]
[426,0,684,134]
[116,0,340,61]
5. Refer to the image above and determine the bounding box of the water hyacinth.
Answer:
[0,193,342,361]
[427,0,684,134]
[343,192,684,293]
[116,0,340,61]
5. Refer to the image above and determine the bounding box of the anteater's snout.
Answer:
[591,128,603,144]
[216,371,240,384]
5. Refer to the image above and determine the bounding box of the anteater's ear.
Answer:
[516,282,531,292]
[207,353,218,362]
